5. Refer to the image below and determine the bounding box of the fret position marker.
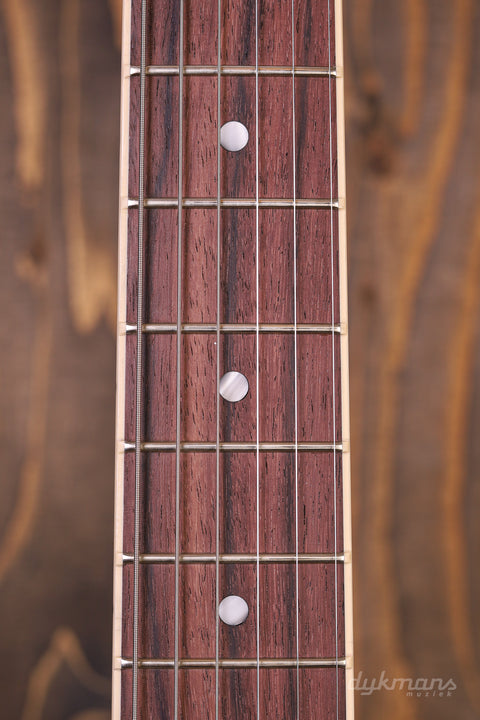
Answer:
[219,371,249,402]
[220,121,249,151]
[219,595,249,626]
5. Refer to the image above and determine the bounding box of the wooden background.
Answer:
[0,1,479,719]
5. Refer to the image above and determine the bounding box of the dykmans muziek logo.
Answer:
[351,671,457,697]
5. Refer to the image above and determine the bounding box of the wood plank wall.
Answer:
[345,1,480,718]
[0,1,479,719]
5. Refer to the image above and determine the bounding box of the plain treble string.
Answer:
[327,1,340,718]
[291,0,300,718]
[174,2,185,719]
[254,0,261,717]
[132,0,147,717]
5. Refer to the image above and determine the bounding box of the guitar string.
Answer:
[327,0,340,717]
[174,2,185,718]
[291,1,300,718]
[131,0,147,717]
[215,0,221,718]
[255,0,260,716]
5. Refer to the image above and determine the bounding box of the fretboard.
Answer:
[113,1,354,718]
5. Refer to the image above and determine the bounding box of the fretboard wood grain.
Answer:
[114,1,353,718]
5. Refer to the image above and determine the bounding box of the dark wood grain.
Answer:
[130,0,335,67]
[121,668,345,720]
[0,1,119,718]
[345,0,480,717]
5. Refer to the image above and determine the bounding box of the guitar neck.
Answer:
[113,0,353,718]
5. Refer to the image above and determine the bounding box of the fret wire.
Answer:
[122,553,346,564]
[215,1,221,719]
[131,0,147,717]
[121,657,347,669]
[132,322,342,334]
[174,3,185,720]
[255,0,260,716]
[130,64,338,77]
[291,1,300,717]
[123,441,344,452]
[327,2,340,718]
[128,197,341,208]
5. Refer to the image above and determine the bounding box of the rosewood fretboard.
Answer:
[113,0,353,718]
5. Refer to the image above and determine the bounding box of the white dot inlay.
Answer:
[219,371,249,402]
[219,595,249,626]
[220,121,249,152]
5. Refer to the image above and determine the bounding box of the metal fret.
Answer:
[121,657,347,669]
[127,197,341,209]
[123,441,343,452]
[130,64,339,77]
[126,323,342,334]
[122,552,346,564]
